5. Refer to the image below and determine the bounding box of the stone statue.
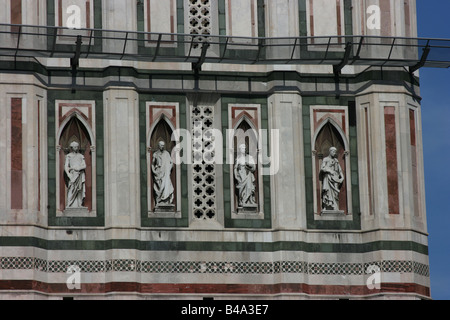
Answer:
[319,147,344,212]
[64,141,87,209]
[234,144,257,209]
[152,141,174,207]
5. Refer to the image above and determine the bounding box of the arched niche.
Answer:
[232,116,259,214]
[313,119,350,215]
[148,116,177,213]
[57,113,94,213]
[233,117,258,161]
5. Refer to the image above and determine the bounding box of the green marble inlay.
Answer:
[47,90,104,227]
[303,96,361,230]
[221,95,272,229]
[139,94,189,228]
[0,236,429,255]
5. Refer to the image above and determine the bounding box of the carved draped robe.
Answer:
[64,152,87,209]
[152,149,174,206]
[319,156,344,211]
[234,154,257,207]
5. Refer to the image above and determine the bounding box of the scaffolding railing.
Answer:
[0,23,449,70]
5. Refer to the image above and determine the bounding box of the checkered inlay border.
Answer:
[0,257,430,277]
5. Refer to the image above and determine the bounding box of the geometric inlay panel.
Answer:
[0,257,430,277]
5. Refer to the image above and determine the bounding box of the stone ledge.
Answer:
[231,210,264,220]
[315,210,353,221]
[57,208,96,218]
[148,210,182,219]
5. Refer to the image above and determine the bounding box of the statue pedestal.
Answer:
[321,210,345,216]
[155,204,175,214]
[62,207,90,217]
[315,210,351,221]
[154,204,176,213]
[232,205,263,220]
[237,205,258,214]
[149,204,180,219]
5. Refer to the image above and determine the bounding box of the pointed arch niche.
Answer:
[147,102,181,218]
[310,106,352,220]
[55,101,96,217]
[229,104,264,220]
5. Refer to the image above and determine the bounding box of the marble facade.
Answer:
[0,0,430,300]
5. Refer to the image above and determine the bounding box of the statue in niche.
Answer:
[64,141,87,210]
[319,147,344,212]
[152,141,175,209]
[234,144,257,211]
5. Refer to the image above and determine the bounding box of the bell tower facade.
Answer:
[0,0,430,299]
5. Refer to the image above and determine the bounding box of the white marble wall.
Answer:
[0,75,47,226]
[264,0,299,61]
[145,0,177,43]
[356,85,427,233]
[226,0,258,42]
[0,0,47,52]
[351,0,418,62]
[102,0,137,54]
[102,0,136,31]
[103,88,140,228]
[0,226,431,299]
[0,0,46,25]
[306,0,345,39]
[56,0,93,28]
[268,92,306,229]
[353,0,418,37]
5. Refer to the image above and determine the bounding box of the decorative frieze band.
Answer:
[0,257,430,277]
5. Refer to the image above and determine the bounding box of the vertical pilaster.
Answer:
[264,0,299,60]
[104,88,140,228]
[0,89,7,216]
[412,100,427,230]
[268,92,305,229]
[102,0,137,54]
[357,86,427,233]
[0,79,47,225]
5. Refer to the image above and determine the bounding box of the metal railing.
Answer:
[0,23,449,70]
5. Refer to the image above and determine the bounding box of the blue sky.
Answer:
[416,0,450,300]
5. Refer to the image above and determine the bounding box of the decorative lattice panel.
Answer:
[0,257,430,277]
[188,0,212,48]
[191,105,217,220]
